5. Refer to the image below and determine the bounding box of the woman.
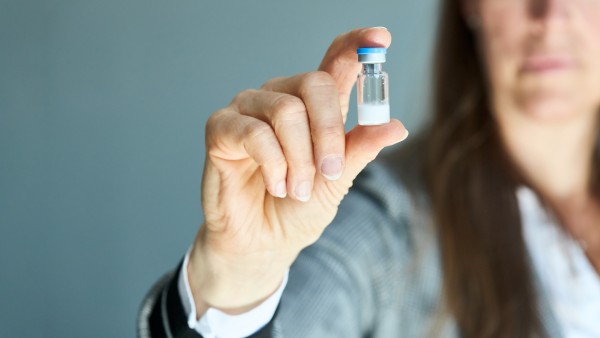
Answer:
[139,0,600,337]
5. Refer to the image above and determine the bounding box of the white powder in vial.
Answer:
[358,103,390,126]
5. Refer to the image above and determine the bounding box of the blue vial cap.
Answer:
[357,47,387,63]
[356,47,387,55]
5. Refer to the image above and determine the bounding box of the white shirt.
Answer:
[519,187,600,338]
[177,250,288,338]
[179,187,600,338]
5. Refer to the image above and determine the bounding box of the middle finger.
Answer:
[263,72,346,182]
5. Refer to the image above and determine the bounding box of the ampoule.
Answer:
[356,48,390,125]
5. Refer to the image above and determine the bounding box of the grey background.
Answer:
[0,0,439,337]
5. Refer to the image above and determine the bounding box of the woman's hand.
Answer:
[188,27,408,316]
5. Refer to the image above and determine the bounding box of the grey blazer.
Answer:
[138,138,564,338]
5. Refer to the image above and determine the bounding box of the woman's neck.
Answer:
[498,109,598,205]
[499,108,600,266]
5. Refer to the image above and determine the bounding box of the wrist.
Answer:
[187,228,288,315]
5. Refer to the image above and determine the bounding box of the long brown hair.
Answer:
[425,0,546,336]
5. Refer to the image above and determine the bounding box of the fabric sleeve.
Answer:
[137,256,287,338]
[138,161,414,338]
[178,247,288,338]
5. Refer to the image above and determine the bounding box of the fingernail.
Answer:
[294,181,312,202]
[391,129,410,146]
[371,26,388,31]
[402,129,410,141]
[274,181,287,198]
[321,155,344,181]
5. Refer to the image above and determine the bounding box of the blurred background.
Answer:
[0,0,439,336]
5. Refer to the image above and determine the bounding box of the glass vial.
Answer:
[356,48,390,125]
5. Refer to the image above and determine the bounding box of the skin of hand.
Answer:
[187,27,409,316]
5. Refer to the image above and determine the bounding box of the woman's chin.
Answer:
[516,93,588,123]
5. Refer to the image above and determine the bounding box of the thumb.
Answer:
[338,119,408,187]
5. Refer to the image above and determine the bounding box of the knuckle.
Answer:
[302,71,336,88]
[293,158,316,175]
[272,95,305,115]
[331,31,349,47]
[315,123,345,141]
[273,113,308,134]
[261,76,286,91]
[205,109,228,136]
[231,89,257,105]
[332,33,344,45]
[264,154,287,169]
[245,121,273,143]
[205,109,236,155]
[268,95,308,132]
[299,71,337,98]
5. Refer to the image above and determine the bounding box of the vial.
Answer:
[356,48,390,125]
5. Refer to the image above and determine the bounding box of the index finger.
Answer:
[318,27,392,117]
